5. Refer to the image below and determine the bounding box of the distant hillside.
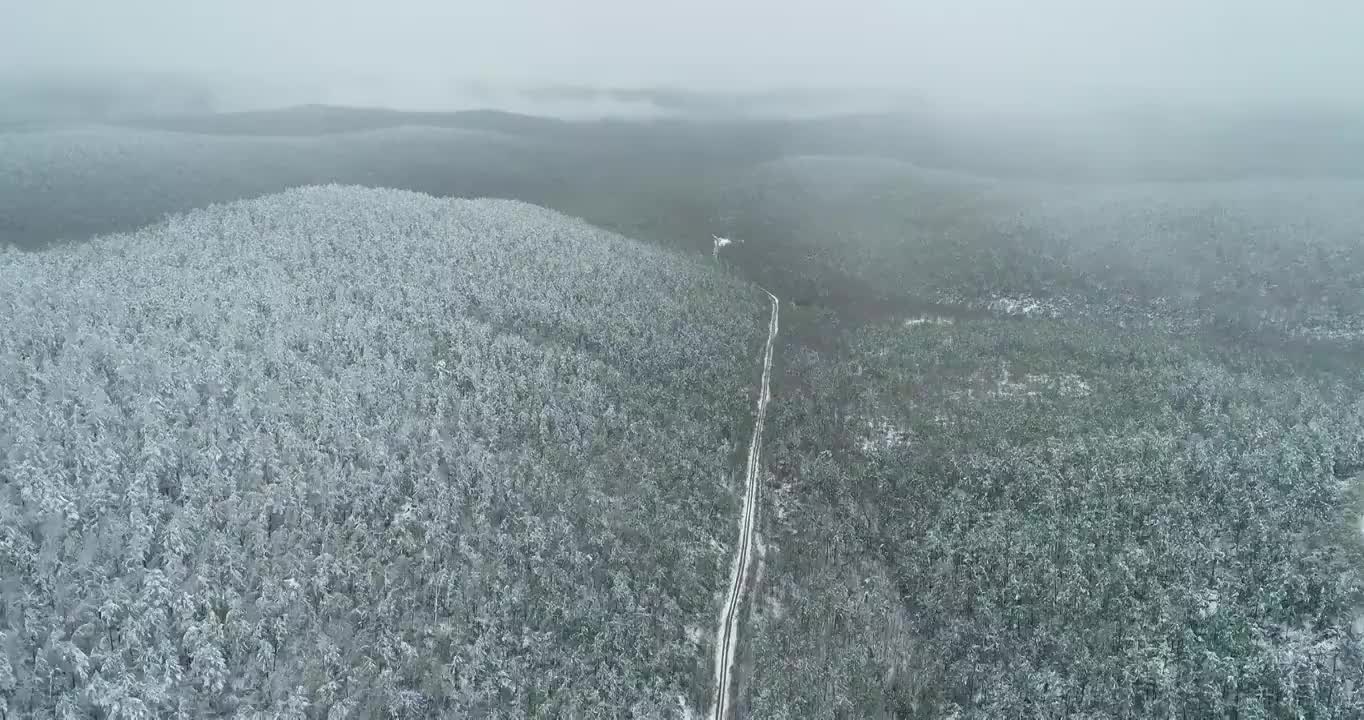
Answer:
[9,103,1364,255]
[120,104,573,137]
[0,115,781,251]
[0,187,767,718]
[0,125,556,249]
[720,156,1364,339]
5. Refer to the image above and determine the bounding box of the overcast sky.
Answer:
[4,0,1362,108]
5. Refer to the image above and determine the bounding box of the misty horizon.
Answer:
[6,0,1364,115]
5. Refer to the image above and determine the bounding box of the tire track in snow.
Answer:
[710,288,778,720]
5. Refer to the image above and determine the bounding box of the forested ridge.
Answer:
[0,126,556,250]
[0,186,767,718]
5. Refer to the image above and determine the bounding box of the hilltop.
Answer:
[0,186,767,718]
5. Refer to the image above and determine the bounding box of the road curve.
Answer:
[710,289,779,720]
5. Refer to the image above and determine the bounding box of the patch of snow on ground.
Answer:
[1293,322,1364,342]
[859,416,911,453]
[966,363,1093,401]
[1025,372,1093,398]
[988,294,1065,318]
[765,595,786,622]
[989,368,1038,399]
[675,694,698,720]
[903,314,955,329]
[753,527,788,627]
[752,531,769,616]
[1195,589,1221,620]
[769,464,796,524]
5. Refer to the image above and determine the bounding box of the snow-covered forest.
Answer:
[750,309,1364,717]
[0,187,766,717]
[4,99,1364,718]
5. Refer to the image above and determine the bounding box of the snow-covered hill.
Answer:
[0,186,767,718]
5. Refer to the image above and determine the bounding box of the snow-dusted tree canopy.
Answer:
[0,186,766,718]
